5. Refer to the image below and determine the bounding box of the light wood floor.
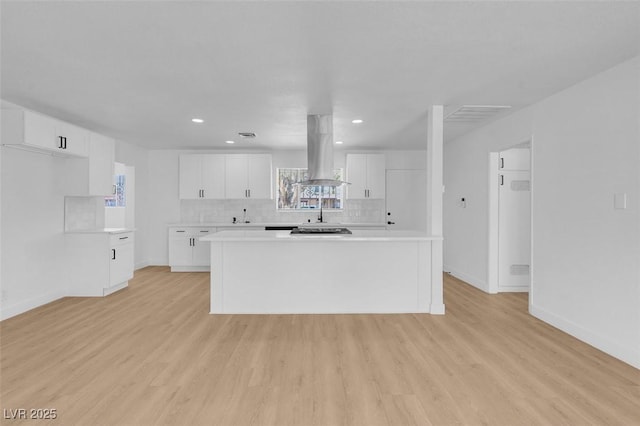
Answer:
[1,267,638,425]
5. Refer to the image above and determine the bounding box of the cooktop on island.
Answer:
[290,227,352,235]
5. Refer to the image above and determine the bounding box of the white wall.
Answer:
[1,147,69,319]
[443,56,640,368]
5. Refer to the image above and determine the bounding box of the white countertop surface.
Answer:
[65,228,134,234]
[200,229,441,242]
[168,222,388,228]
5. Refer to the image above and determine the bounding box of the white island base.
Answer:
[202,230,445,314]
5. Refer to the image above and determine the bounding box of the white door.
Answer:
[497,149,531,291]
[385,170,427,231]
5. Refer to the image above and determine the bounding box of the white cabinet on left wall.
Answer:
[1,108,89,157]
[179,154,226,199]
[65,231,135,297]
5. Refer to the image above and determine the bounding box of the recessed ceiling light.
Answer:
[191,118,204,123]
[335,140,344,145]
[351,119,363,124]
[225,140,235,144]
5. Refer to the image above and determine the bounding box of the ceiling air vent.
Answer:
[238,132,256,138]
[444,105,511,123]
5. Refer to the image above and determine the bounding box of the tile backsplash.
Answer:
[180,199,385,225]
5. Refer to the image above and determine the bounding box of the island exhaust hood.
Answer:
[298,114,349,187]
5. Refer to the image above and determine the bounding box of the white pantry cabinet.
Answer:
[1,108,89,157]
[169,227,215,271]
[346,154,386,199]
[179,154,226,199]
[66,231,135,296]
[225,154,273,199]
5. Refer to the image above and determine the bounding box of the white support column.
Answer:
[427,105,445,314]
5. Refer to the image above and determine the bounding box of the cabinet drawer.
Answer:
[169,227,215,237]
[110,232,134,247]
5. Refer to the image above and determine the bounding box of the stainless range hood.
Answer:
[298,114,349,187]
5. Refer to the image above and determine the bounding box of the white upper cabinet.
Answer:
[2,108,89,157]
[87,132,115,196]
[346,153,386,199]
[225,154,273,199]
[224,155,249,199]
[179,154,225,199]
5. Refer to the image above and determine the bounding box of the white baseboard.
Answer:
[444,265,489,293]
[134,260,151,271]
[429,303,446,315]
[498,285,529,293]
[530,304,640,370]
[170,266,210,272]
[0,289,67,321]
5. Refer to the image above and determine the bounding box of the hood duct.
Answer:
[299,114,349,187]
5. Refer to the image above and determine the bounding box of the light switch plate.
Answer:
[614,193,627,209]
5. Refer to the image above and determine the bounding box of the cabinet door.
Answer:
[366,154,386,199]
[88,132,115,196]
[23,110,57,151]
[247,154,272,199]
[201,155,226,199]
[225,155,249,199]
[169,234,194,266]
[346,154,367,199]
[179,155,203,199]
[110,242,134,287]
[56,121,89,157]
[192,236,211,266]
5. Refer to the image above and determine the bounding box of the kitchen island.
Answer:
[201,229,445,315]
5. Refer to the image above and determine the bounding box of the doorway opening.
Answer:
[488,143,531,293]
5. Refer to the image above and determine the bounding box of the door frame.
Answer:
[487,140,533,294]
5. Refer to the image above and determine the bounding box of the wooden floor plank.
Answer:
[1,267,638,425]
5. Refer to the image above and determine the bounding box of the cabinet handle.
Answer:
[112,249,116,260]
[500,175,504,186]
[200,230,209,233]
[176,230,186,233]
[58,136,64,149]
[63,137,67,149]
[202,189,205,198]
[248,189,251,198]
[112,184,117,195]
[500,157,505,169]
[119,236,128,240]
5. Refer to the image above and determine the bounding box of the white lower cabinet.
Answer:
[169,227,215,271]
[66,231,135,296]
[110,234,134,288]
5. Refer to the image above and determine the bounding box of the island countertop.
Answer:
[200,229,442,242]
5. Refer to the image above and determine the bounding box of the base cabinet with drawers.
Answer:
[169,227,215,272]
[66,231,135,296]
